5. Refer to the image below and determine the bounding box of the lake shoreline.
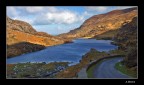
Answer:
[7,39,117,64]
[7,39,73,59]
[7,38,120,78]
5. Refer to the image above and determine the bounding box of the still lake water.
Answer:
[7,39,117,65]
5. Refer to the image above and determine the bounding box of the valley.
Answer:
[6,7,138,78]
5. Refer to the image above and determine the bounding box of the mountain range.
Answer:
[58,7,137,39]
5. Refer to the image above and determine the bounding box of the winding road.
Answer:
[93,57,132,78]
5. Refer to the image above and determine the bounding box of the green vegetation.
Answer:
[115,62,137,78]
[7,62,69,78]
[87,64,95,78]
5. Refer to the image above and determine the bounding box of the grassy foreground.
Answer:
[115,62,137,78]
[7,62,69,78]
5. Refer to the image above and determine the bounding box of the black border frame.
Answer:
[1,0,143,84]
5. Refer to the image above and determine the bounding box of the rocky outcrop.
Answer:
[58,7,137,39]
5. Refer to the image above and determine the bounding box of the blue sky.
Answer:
[6,6,136,35]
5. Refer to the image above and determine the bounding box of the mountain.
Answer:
[6,17,66,58]
[58,7,137,39]
[7,16,65,46]
[6,16,37,34]
[113,17,137,70]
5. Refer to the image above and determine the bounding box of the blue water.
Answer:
[7,39,117,65]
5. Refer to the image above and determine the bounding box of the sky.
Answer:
[6,6,136,35]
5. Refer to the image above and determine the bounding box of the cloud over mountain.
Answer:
[7,6,136,35]
[33,10,84,25]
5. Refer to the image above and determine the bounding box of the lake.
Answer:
[7,39,118,65]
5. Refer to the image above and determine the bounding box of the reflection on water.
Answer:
[7,39,117,65]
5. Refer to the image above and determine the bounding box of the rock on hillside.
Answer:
[58,7,137,39]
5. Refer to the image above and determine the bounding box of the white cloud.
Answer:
[34,10,84,25]
[83,11,94,18]
[83,6,109,19]
[85,6,108,12]
[116,6,137,10]
[7,6,84,25]
[7,6,58,17]
[7,7,19,17]
[46,7,58,12]
[24,7,57,13]
[10,16,34,25]
[25,7,44,13]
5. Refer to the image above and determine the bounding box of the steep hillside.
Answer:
[7,16,65,46]
[7,17,66,58]
[113,17,137,70]
[7,28,65,46]
[6,16,37,34]
[58,7,137,39]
